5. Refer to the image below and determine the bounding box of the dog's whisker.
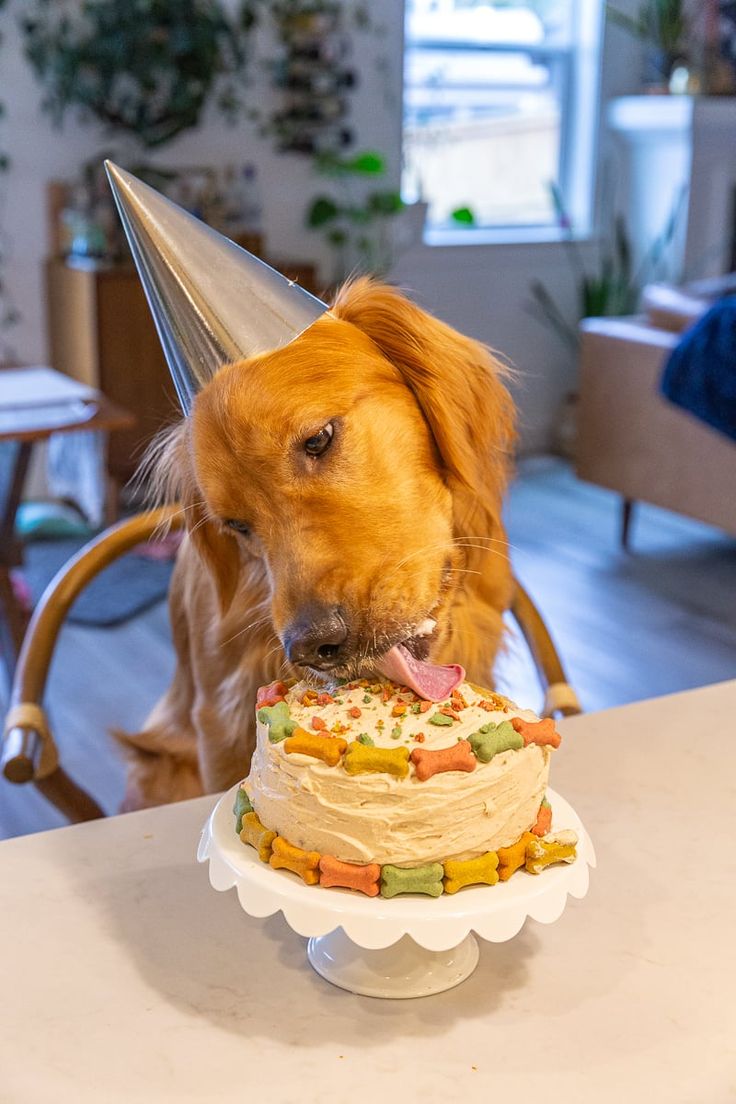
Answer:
[219,614,273,649]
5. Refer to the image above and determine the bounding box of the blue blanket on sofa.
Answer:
[660,296,736,442]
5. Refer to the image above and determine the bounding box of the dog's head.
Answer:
[164,278,514,680]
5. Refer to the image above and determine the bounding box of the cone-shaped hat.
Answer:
[105,161,329,412]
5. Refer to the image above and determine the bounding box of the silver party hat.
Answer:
[105,161,329,412]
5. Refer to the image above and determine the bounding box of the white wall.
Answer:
[0,1,641,452]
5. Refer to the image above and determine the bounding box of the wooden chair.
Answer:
[1,509,581,824]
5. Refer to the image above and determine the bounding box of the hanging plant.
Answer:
[21,0,261,148]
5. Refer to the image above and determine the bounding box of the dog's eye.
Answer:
[224,519,251,537]
[303,422,334,459]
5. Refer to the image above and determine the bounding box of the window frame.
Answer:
[401,0,604,245]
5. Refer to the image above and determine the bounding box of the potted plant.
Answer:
[607,0,689,90]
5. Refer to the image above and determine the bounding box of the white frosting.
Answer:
[246,680,552,866]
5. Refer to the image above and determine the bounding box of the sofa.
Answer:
[577,312,736,546]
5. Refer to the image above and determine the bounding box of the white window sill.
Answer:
[422,225,591,247]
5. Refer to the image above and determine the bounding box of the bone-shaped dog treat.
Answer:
[443,851,499,894]
[257,701,297,743]
[319,856,381,896]
[410,739,476,781]
[468,721,523,763]
[525,830,577,874]
[380,862,444,898]
[510,716,561,749]
[240,811,277,863]
[233,786,253,834]
[269,836,321,885]
[531,797,552,837]
[496,831,536,881]
[284,728,348,766]
[343,742,410,779]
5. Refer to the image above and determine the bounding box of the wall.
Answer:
[0,1,641,453]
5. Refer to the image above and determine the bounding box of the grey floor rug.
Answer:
[22,538,174,627]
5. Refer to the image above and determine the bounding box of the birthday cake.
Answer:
[234,674,577,897]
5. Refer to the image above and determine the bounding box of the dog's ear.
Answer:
[186,499,241,615]
[332,278,515,514]
[144,421,241,615]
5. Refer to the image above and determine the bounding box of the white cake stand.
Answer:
[198,784,595,999]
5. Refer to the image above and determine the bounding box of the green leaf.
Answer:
[346,151,385,175]
[307,196,339,228]
[367,190,403,216]
[451,206,476,226]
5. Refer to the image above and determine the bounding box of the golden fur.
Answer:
[117,278,515,810]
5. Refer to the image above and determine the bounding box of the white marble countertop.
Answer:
[2,681,735,1103]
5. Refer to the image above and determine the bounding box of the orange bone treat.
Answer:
[240,811,277,863]
[410,739,477,782]
[510,716,561,749]
[496,832,536,881]
[319,856,381,896]
[269,836,321,885]
[531,798,553,837]
[283,728,348,766]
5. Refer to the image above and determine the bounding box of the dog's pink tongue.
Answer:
[376,644,465,701]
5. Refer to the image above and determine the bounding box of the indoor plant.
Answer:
[306,150,406,284]
[606,0,689,90]
[21,0,259,148]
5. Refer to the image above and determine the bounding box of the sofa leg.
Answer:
[621,498,635,550]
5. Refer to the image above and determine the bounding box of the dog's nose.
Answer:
[283,606,349,669]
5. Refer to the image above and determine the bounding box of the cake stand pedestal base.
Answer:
[306,930,480,998]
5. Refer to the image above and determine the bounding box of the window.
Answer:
[402,0,603,239]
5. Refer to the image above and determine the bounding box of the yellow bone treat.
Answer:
[239,811,277,863]
[283,727,348,766]
[525,830,578,875]
[269,835,321,885]
[496,832,536,882]
[343,741,410,779]
[443,851,499,894]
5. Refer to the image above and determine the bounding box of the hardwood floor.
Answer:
[2,456,735,839]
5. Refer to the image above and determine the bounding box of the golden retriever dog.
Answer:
[117,278,515,810]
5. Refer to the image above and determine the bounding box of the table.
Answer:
[0,368,133,667]
[1,681,734,1103]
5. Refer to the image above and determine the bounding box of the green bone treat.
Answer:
[469,721,523,763]
[233,786,253,834]
[257,700,297,743]
[381,862,445,898]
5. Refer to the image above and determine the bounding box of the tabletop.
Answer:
[1,680,735,1104]
[0,366,134,442]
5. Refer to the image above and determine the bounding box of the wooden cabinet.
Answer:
[46,258,177,485]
